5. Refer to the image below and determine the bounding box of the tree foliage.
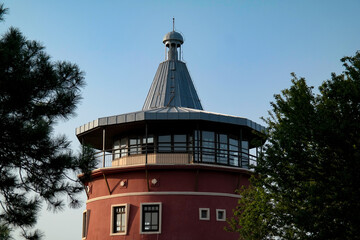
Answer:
[228,51,360,240]
[0,4,96,239]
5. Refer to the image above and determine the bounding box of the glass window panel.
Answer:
[202,140,215,150]
[230,152,239,166]
[229,138,239,166]
[120,138,128,157]
[158,135,171,152]
[201,210,208,218]
[188,135,193,149]
[218,134,228,164]
[194,152,200,162]
[158,135,171,142]
[158,144,171,152]
[174,134,186,142]
[142,204,160,232]
[219,134,227,143]
[202,131,215,163]
[147,136,154,144]
[174,143,186,152]
[241,141,249,168]
[143,136,154,144]
[129,137,140,155]
[113,140,120,149]
[218,211,224,220]
[120,148,127,157]
[121,213,125,230]
[142,136,154,154]
[116,214,121,231]
[129,138,137,145]
[145,213,151,225]
[151,212,158,225]
[202,154,215,163]
[113,206,126,233]
[113,140,120,159]
[218,143,228,164]
[229,138,238,147]
[242,141,249,151]
[202,131,214,141]
[120,138,127,148]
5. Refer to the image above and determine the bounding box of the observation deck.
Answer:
[76,107,265,169]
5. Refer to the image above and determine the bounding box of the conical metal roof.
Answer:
[142,30,203,111]
[142,60,203,110]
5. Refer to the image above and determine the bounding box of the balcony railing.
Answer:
[92,145,259,170]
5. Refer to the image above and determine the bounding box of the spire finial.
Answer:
[173,17,175,31]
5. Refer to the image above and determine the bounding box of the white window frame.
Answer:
[82,210,89,239]
[199,208,210,220]
[110,203,130,236]
[140,202,162,234]
[216,209,226,221]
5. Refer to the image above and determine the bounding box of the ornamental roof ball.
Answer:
[163,31,184,44]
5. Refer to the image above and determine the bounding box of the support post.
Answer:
[102,128,106,168]
[145,123,148,165]
[239,128,243,168]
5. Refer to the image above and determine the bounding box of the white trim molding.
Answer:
[87,191,241,204]
[216,209,226,221]
[199,208,210,220]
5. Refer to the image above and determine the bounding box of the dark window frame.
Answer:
[140,203,162,234]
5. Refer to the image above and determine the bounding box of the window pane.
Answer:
[241,141,249,168]
[129,137,140,155]
[120,138,128,157]
[113,206,126,233]
[201,210,208,218]
[151,212,158,225]
[229,138,239,166]
[219,134,227,143]
[121,213,125,230]
[174,134,187,152]
[174,134,186,142]
[116,214,121,231]
[158,135,171,142]
[229,138,238,147]
[120,138,127,148]
[130,138,138,145]
[202,131,214,141]
[158,135,171,152]
[113,140,120,159]
[142,204,160,232]
[174,143,186,152]
[143,136,154,144]
[218,211,224,219]
[145,212,151,225]
[202,131,215,162]
[217,134,228,164]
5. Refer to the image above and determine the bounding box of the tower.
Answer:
[77,27,265,240]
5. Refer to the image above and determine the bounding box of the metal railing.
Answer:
[92,144,259,170]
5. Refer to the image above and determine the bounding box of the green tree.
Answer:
[228,51,360,240]
[0,4,96,239]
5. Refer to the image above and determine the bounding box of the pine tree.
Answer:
[0,4,96,239]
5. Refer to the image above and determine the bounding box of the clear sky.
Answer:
[2,0,360,239]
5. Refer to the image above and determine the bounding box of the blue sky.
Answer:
[2,0,360,239]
